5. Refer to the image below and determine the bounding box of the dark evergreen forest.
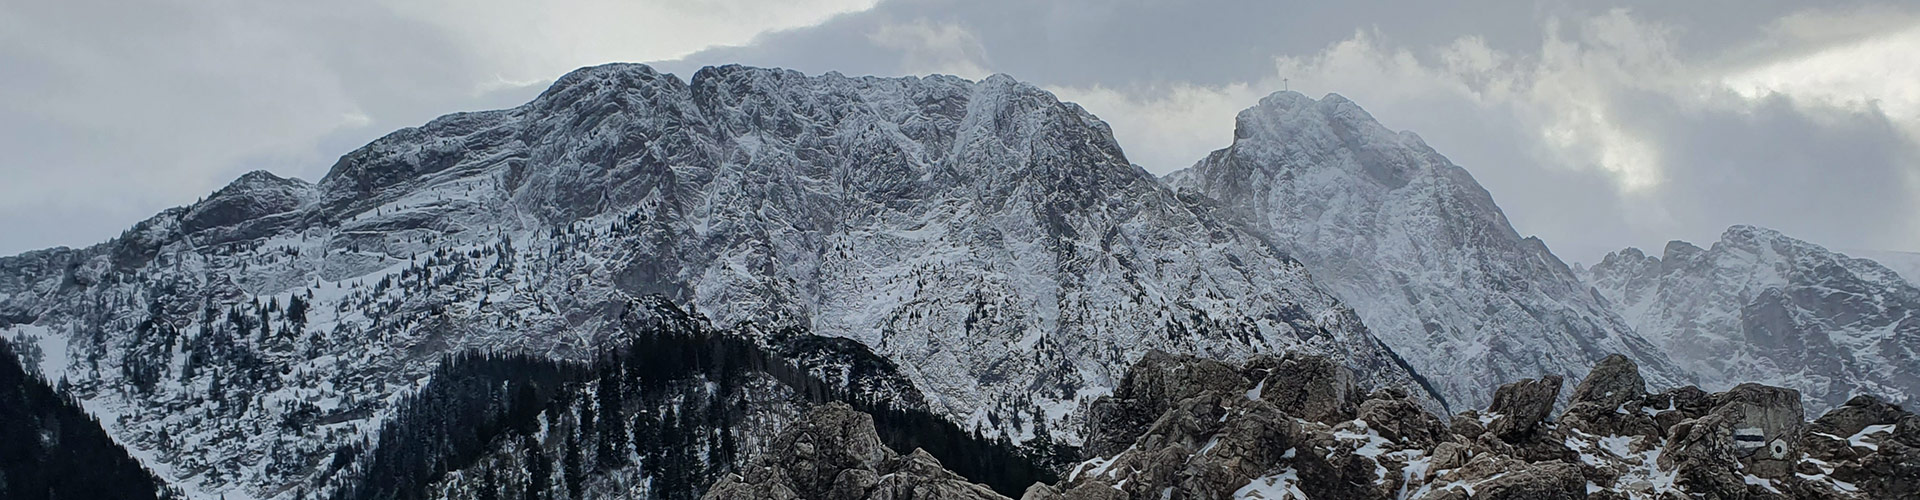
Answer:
[0,338,180,500]
[330,299,1075,500]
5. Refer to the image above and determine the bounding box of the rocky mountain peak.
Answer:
[0,63,1442,498]
[1171,91,1689,410]
[180,170,314,239]
[1586,224,1920,414]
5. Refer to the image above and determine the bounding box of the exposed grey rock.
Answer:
[1561,354,1661,439]
[1571,354,1645,408]
[178,170,315,244]
[1357,389,1450,448]
[1249,351,1363,424]
[1448,410,1488,440]
[1644,385,1714,431]
[1063,351,1392,500]
[1466,461,1585,500]
[1050,351,1899,500]
[1802,395,1920,461]
[1485,375,1562,441]
[703,402,1008,500]
[1800,395,1920,499]
[1659,382,1805,497]
[1018,481,1125,500]
[1083,350,1248,457]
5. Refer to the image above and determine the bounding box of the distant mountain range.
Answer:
[1583,226,1920,415]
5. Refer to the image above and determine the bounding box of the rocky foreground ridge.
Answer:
[713,351,1918,499]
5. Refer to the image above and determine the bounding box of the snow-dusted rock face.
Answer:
[0,64,1433,498]
[1584,225,1920,415]
[1840,249,1920,288]
[1166,91,1689,411]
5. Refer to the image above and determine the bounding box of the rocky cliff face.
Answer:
[1584,225,1920,415]
[1167,91,1689,411]
[0,64,1433,499]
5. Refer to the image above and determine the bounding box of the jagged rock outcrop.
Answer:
[178,170,315,242]
[703,402,1009,500]
[1559,355,1663,440]
[1585,225,1920,415]
[1484,375,1562,441]
[1032,348,1912,499]
[1167,90,1690,411]
[1571,354,1646,409]
[1798,395,1920,499]
[1660,383,1805,495]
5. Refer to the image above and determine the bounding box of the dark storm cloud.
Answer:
[1,0,1915,265]
[1626,91,1920,254]
[661,0,1920,262]
[663,0,1543,86]
[0,0,871,255]
[0,0,530,254]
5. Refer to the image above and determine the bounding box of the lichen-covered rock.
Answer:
[1056,351,1398,500]
[1449,410,1489,440]
[1717,384,1806,476]
[1801,395,1920,461]
[866,449,1008,500]
[1415,454,1584,500]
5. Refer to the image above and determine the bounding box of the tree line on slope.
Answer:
[328,300,1073,500]
[0,337,182,500]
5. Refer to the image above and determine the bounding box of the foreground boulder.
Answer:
[1560,355,1664,440]
[1570,354,1645,409]
[702,402,1007,500]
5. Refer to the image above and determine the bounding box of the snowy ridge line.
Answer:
[1585,225,1920,415]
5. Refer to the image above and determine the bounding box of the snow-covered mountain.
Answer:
[1841,249,1920,288]
[0,64,1435,498]
[1583,225,1920,415]
[1165,91,1690,411]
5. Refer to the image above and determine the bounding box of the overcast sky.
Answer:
[2,0,1916,264]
